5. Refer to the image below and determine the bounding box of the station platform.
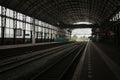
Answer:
[0,42,58,50]
[72,41,120,80]
[0,42,71,59]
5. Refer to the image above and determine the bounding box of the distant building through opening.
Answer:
[71,28,92,41]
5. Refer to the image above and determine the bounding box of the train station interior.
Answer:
[0,0,120,80]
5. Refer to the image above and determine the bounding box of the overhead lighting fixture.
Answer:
[73,22,92,25]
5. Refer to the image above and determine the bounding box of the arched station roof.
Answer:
[0,0,120,28]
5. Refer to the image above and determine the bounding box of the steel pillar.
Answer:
[22,15,26,43]
[1,7,6,45]
[13,11,17,44]
[32,18,35,44]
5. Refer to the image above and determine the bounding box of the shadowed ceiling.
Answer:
[0,0,119,27]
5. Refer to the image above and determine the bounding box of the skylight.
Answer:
[73,22,92,25]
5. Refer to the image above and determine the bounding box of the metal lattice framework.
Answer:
[0,0,119,27]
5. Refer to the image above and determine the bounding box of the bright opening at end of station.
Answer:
[71,28,92,41]
[73,22,92,25]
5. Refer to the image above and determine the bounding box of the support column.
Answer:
[41,26,43,42]
[13,11,17,44]
[51,28,53,42]
[36,32,38,43]
[22,15,26,43]
[44,27,46,42]
[30,18,33,43]
[53,29,55,41]
[48,27,50,42]
[69,31,71,41]
[32,18,35,44]
[55,30,57,39]
[1,7,6,45]
[30,31,32,43]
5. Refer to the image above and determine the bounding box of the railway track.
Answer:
[0,43,76,72]
[31,42,86,80]
[0,42,87,80]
